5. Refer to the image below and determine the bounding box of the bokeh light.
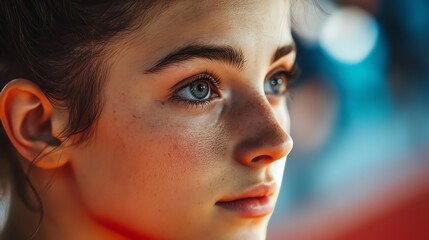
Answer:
[320,6,379,64]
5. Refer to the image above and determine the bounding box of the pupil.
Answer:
[190,81,209,99]
[270,77,282,92]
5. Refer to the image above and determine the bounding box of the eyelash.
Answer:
[169,71,222,108]
[266,65,299,97]
[287,65,300,95]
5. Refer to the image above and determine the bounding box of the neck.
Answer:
[12,164,127,240]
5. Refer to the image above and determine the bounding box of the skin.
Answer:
[0,0,295,239]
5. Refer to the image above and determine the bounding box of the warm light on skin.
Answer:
[2,1,295,239]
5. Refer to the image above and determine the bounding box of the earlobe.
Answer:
[0,79,70,169]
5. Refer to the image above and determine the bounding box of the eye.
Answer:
[171,73,221,107]
[264,71,288,95]
[264,67,298,96]
[176,79,212,100]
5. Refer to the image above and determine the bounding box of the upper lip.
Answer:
[217,182,278,202]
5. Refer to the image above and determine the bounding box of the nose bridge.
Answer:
[230,90,293,168]
[236,91,278,130]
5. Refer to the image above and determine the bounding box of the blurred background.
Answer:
[268,0,429,239]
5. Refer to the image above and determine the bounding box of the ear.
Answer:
[0,79,70,169]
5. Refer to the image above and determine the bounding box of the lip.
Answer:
[216,182,278,218]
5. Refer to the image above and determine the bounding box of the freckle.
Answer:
[161,101,165,106]
[132,114,143,120]
[174,142,179,149]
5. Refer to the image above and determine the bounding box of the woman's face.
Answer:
[70,0,294,239]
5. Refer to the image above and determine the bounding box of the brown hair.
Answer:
[0,1,171,238]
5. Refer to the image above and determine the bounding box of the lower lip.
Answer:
[216,196,274,218]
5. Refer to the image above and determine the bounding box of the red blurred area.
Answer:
[269,158,429,240]
[271,189,429,240]
[332,185,429,240]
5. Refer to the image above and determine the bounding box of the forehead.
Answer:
[124,0,293,66]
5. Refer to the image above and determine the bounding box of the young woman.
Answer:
[0,1,297,239]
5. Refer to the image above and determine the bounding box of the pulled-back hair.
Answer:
[0,0,170,145]
[0,1,170,237]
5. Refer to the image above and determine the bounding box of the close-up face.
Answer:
[66,0,295,239]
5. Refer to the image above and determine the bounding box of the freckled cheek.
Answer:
[84,118,226,206]
[122,114,229,188]
[145,129,224,178]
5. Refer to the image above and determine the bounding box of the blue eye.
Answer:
[176,80,212,100]
[172,73,221,107]
[264,71,288,95]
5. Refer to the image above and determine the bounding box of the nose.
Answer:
[232,93,293,169]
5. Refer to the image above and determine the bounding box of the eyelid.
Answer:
[266,63,299,83]
[169,71,222,96]
[264,64,299,97]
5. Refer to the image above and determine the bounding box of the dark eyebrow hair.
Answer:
[145,43,296,74]
[145,44,246,73]
[273,44,296,63]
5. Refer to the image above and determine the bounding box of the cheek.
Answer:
[70,102,230,233]
[125,110,227,181]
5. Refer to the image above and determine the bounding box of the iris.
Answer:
[189,80,210,99]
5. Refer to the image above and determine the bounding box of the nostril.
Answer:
[251,155,273,163]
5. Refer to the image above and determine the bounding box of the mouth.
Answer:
[215,182,277,218]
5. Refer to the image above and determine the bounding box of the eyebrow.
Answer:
[273,44,296,63]
[145,43,295,74]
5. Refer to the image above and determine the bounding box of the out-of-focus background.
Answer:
[268,0,429,239]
